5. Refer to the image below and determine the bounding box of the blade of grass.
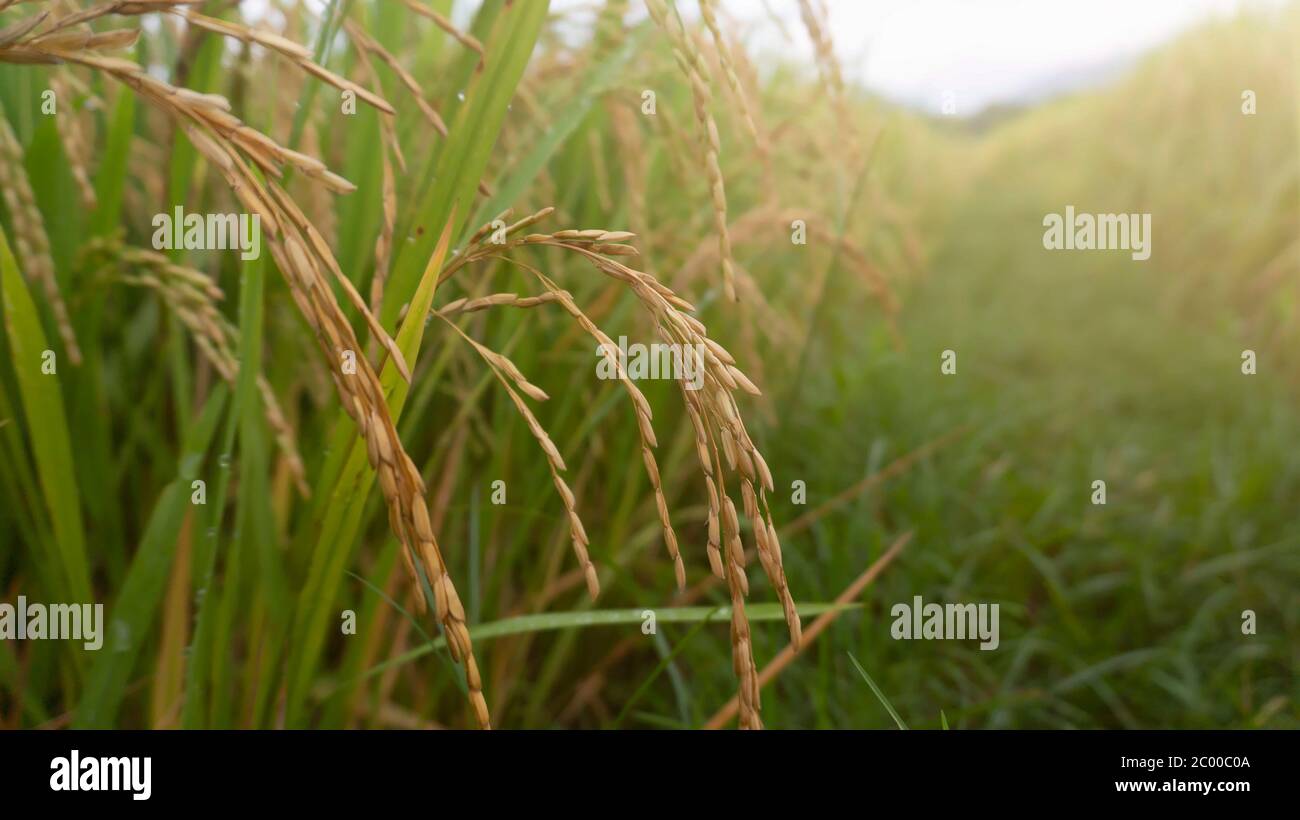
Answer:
[90,90,135,238]
[180,385,240,728]
[610,612,716,728]
[381,0,550,329]
[334,602,859,697]
[75,386,226,728]
[848,652,909,730]
[464,25,644,242]
[0,225,91,612]
[234,252,288,725]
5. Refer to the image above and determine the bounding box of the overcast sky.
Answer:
[547,0,1289,115]
[743,0,1289,113]
[295,0,1288,115]
[766,0,1288,114]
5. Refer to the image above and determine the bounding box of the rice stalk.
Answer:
[400,0,485,60]
[438,312,600,599]
[645,0,737,301]
[442,207,803,726]
[1,6,491,728]
[345,19,448,136]
[698,0,761,152]
[0,107,83,365]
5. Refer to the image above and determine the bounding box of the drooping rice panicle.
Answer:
[79,238,311,497]
[698,0,761,152]
[0,107,82,364]
[645,0,737,301]
[1,8,491,729]
[439,208,802,726]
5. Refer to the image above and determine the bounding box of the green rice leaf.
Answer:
[0,225,91,610]
[75,386,226,728]
[848,651,909,730]
[381,0,550,329]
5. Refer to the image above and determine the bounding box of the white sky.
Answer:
[286,0,1289,115]
[550,0,1289,114]
[771,0,1289,114]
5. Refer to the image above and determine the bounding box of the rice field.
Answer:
[0,0,1296,729]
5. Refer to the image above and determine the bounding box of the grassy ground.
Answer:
[596,159,1300,729]
[727,176,1300,729]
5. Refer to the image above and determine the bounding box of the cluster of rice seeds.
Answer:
[439,313,600,599]
[438,290,569,318]
[344,9,487,315]
[257,172,489,730]
[648,281,799,730]
[447,211,799,724]
[573,247,800,718]
[174,9,393,114]
[0,10,48,54]
[80,239,310,497]
[440,206,555,281]
[439,215,617,597]
[30,1,187,33]
[15,37,406,372]
[528,268,686,590]
[4,7,493,728]
[713,23,777,197]
[795,0,844,100]
[0,108,82,364]
[46,71,98,208]
[449,213,704,588]
[645,0,737,302]
[675,360,788,729]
